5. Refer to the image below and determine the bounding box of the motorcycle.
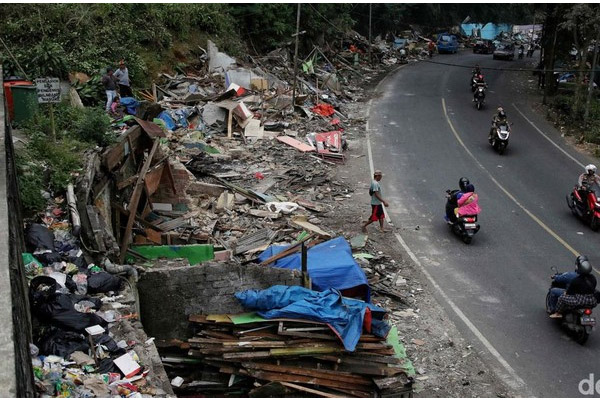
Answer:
[470,74,479,92]
[546,266,596,344]
[489,121,511,154]
[473,84,486,110]
[445,190,480,244]
[566,182,600,231]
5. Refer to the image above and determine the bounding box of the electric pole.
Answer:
[368,4,372,65]
[291,3,301,112]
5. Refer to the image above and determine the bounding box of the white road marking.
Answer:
[442,98,581,258]
[511,103,585,168]
[365,65,528,394]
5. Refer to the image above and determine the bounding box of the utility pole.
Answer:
[584,31,600,124]
[291,3,301,112]
[368,4,372,65]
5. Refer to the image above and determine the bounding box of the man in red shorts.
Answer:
[361,170,389,233]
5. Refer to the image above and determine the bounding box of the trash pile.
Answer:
[45,33,429,397]
[157,285,413,397]
[24,194,172,397]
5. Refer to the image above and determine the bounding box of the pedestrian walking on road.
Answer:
[362,170,389,233]
[114,60,133,97]
[101,67,118,112]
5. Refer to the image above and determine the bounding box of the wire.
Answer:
[420,58,597,74]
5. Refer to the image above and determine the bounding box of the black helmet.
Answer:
[459,177,470,192]
[576,255,593,275]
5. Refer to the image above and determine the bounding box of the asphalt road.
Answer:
[368,50,600,397]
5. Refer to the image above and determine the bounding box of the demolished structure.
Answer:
[23,37,420,397]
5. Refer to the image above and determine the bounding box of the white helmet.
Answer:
[586,164,597,174]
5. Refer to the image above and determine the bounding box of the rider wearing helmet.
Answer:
[577,164,600,213]
[489,107,509,140]
[445,177,475,223]
[548,255,598,318]
[472,64,482,76]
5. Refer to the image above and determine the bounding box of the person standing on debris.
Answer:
[101,67,118,112]
[362,170,389,233]
[114,60,133,97]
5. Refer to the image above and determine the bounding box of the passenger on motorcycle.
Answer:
[445,177,476,223]
[489,107,509,140]
[548,255,598,318]
[577,164,600,212]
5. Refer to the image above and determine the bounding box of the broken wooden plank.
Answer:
[240,362,372,386]
[240,368,372,392]
[111,202,164,232]
[276,135,315,152]
[119,139,160,263]
[373,374,411,391]
[248,209,280,219]
[102,125,144,171]
[259,234,314,266]
[290,216,331,238]
[279,382,342,398]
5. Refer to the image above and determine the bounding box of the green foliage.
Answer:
[15,155,46,215]
[17,103,113,212]
[552,95,573,116]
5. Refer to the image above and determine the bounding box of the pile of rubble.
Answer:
[24,32,427,397]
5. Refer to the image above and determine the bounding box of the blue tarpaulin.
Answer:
[461,23,513,40]
[120,97,139,115]
[257,236,370,302]
[235,285,389,352]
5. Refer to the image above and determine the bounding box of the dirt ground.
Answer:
[314,67,517,397]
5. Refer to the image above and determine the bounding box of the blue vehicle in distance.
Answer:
[437,33,458,54]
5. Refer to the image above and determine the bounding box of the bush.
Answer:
[552,95,573,117]
[15,155,46,216]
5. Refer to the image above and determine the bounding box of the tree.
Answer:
[559,4,600,118]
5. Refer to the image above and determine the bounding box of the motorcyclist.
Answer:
[472,74,487,101]
[445,177,476,223]
[548,255,598,318]
[489,107,509,140]
[577,164,600,213]
[472,64,482,76]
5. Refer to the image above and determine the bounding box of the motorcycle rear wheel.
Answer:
[591,218,599,232]
[575,329,589,345]
[462,236,472,244]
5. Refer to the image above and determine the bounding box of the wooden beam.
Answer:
[279,382,342,398]
[259,234,314,266]
[111,202,164,232]
[240,362,372,385]
[119,139,159,263]
[227,110,233,139]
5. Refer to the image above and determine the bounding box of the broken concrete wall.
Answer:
[137,262,302,339]
[0,68,35,397]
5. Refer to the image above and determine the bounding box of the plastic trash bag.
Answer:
[37,327,89,358]
[87,272,122,294]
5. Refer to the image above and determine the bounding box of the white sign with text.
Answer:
[35,77,60,103]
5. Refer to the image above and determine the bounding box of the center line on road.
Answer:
[442,97,580,258]
[364,65,529,394]
[511,103,585,168]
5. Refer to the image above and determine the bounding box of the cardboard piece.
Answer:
[233,101,253,121]
[85,325,106,336]
[244,119,264,138]
[113,353,142,378]
[251,78,269,91]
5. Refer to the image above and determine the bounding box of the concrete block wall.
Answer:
[137,262,302,340]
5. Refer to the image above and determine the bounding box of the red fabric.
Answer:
[363,307,372,333]
[369,204,384,221]
[312,103,335,117]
